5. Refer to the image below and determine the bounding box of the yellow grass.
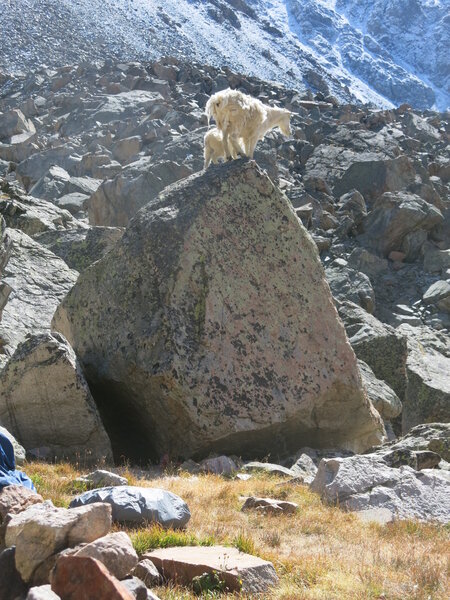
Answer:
[25,462,449,599]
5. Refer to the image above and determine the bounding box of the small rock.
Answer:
[51,556,134,600]
[131,559,161,587]
[241,462,295,478]
[0,485,43,521]
[76,470,128,488]
[0,426,26,466]
[199,456,238,476]
[120,576,148,600]
[241,496,298,514]
[290,454,318,484]
[26,586,60,600]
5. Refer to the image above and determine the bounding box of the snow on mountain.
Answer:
[0,0,448,110]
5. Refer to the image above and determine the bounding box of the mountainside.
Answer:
[0,0,448,110]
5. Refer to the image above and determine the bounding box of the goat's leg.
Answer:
[229,134,242,159]
[245,135,259,159]
[222,129,234,159]
[204,146,212,169]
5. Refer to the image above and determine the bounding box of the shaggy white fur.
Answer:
[203,127,244,168]
[205,88,292,160]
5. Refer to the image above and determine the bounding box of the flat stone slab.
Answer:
[146,545,278,593]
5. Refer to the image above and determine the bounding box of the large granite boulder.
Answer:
[53,161,384,460]
[0,332,112,463]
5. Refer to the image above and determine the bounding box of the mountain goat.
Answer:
[205,88,292,162]
[204,127,244,168]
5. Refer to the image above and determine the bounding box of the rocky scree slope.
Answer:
[0,0,448,110]
[0,57,448,462]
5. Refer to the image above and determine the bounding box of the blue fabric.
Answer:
[0,431,35,491]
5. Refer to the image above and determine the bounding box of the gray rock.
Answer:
[0,109,35,141]
[334,156,416,202]
[0,332,112,464]
[199,456,238,476]
[380,423,449,463]
[242,462,295,478]
[397,325,450,432]
[120,577,148,600]
[241,496,298,514]
[311,455,450,523]
[54,192,89,215]
[87,157,193,226]
[347,247,388,279]
[338,301,407,399]
[76,470,128,488]
[326,263,376,313]
[359,192,443,259]
[289,453,318,484]
[54,162,384,460]
[0,188,81,236]
[73,532,138,580]
[34,226,123,272]
[131,559,161,587]
[423,280,450,313]
[357,359,402,420]
[69,486,191,529]
[0,229,78,366]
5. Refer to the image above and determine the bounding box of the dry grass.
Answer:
[25,462,449,599]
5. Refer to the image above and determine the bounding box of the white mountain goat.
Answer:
[204,88,292,162]
[203,127,244,168]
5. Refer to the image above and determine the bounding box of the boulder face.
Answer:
[0,332,112,464]
[53,161,384,460]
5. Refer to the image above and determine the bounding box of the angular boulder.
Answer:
[53,161,384,459]
[310,455,450,524]
[397,324,450,432]
[5,502,112,582]
[0,485,43,521]
[337,301,407,399]
[145,545,278,593]
[72,532,138,580]
[69,486,190,528]
[0,229,78,366]
[0,332,112,464]
[51,556,134,600]
[359,191,443,258]
[357,360,402,420]
[333,156,416,202]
